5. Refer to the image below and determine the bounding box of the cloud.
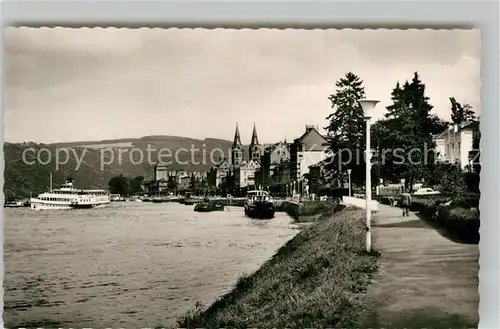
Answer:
[4,27,481,143]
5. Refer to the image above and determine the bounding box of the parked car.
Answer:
[412,188,441,196]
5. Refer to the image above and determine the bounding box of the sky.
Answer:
[4,27,481,144]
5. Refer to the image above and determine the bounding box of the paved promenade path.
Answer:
[357,204,479,329]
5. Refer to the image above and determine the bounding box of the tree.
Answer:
[373,72,448,189]
[167,175,178,192]
[108,174,132,196]
[440,164,467,200]
[324,72,366,184]
[449,97,476,125]
[130,176,145,195]
[189,173,196,189]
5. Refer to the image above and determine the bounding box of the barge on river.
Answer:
[244,190,275,219]
[194,198,225,212]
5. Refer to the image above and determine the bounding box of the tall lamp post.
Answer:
[359,99,379,253]
[347,169,352,197]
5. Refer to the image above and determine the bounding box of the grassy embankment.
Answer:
[177,207,379,329]
[379,194,480,244]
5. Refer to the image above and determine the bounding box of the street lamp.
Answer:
[347,169,352,197]
[359,99,380,253]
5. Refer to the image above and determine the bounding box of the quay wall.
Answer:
[342,196,379,212]
[275,200,345,221]
[209,198,246,207]
[176,197,344,221]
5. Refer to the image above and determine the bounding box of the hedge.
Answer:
[410,196,479,244]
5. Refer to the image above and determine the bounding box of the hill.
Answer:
[3,135,252,198]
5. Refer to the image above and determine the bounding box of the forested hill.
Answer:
[3,135,250,198]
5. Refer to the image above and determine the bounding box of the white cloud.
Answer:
[4,28,481,143]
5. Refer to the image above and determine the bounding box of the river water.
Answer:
[3,202,300,328]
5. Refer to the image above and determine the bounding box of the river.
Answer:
[3,202,300,328]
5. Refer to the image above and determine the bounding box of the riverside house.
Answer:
[433,120,480,171]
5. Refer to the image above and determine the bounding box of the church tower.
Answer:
[249,123,262,162]
[231,123,244,166]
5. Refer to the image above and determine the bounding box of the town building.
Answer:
[433,120,480,170]
[145,164,208,195]
[235,159,260,189]
[255,140,290,187]
[207,160,231,188]
[308,155,349,195]
[177,175,192,191]
[289,125,330,181]
[231,123,245,167]
[208,123,334,197]
[249,124,263,163]
[146,163,169,195]
[154,163,169,181]
[207,123,263,194]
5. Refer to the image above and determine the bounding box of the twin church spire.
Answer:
[231,123,261,166]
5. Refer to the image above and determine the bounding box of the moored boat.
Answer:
[183,199,197,205]
[4,200,25,208]
[244,190,275,219]
[194,198,225,212]
[130,196,143,202]
[180,192,198,205]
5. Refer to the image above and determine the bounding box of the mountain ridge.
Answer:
[3,135,256,198]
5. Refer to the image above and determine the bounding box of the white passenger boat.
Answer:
[30,175,110,210]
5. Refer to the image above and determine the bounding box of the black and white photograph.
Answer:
[3,27,480,328]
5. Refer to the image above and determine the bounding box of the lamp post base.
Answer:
[365,229,371,253]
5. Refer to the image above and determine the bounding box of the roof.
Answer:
[247,190,270,196]
[250,123,259,146]
[232,124,243,149]
[433,120,480,140]
[309,155,334,169]
[293,126,329,147]
[265,141,291,153]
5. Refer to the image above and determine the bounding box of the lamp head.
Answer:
[347,169,352,174]
[358,99,380,119]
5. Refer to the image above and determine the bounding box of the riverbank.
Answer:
[177,207,379,328]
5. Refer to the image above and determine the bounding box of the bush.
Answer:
[436,206,480,244]
[452,194,480,209]
[410,196,479,244]
[440,165,467,200]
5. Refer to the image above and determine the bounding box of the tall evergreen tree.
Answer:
[324,72,366,184]
[449,97,476,125]
[373,72,447,189]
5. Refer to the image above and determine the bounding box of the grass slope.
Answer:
[178,208,379,329]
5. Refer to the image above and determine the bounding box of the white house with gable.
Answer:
[433,121,479,170]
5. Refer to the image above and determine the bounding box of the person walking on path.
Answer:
[400,190,412,217]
